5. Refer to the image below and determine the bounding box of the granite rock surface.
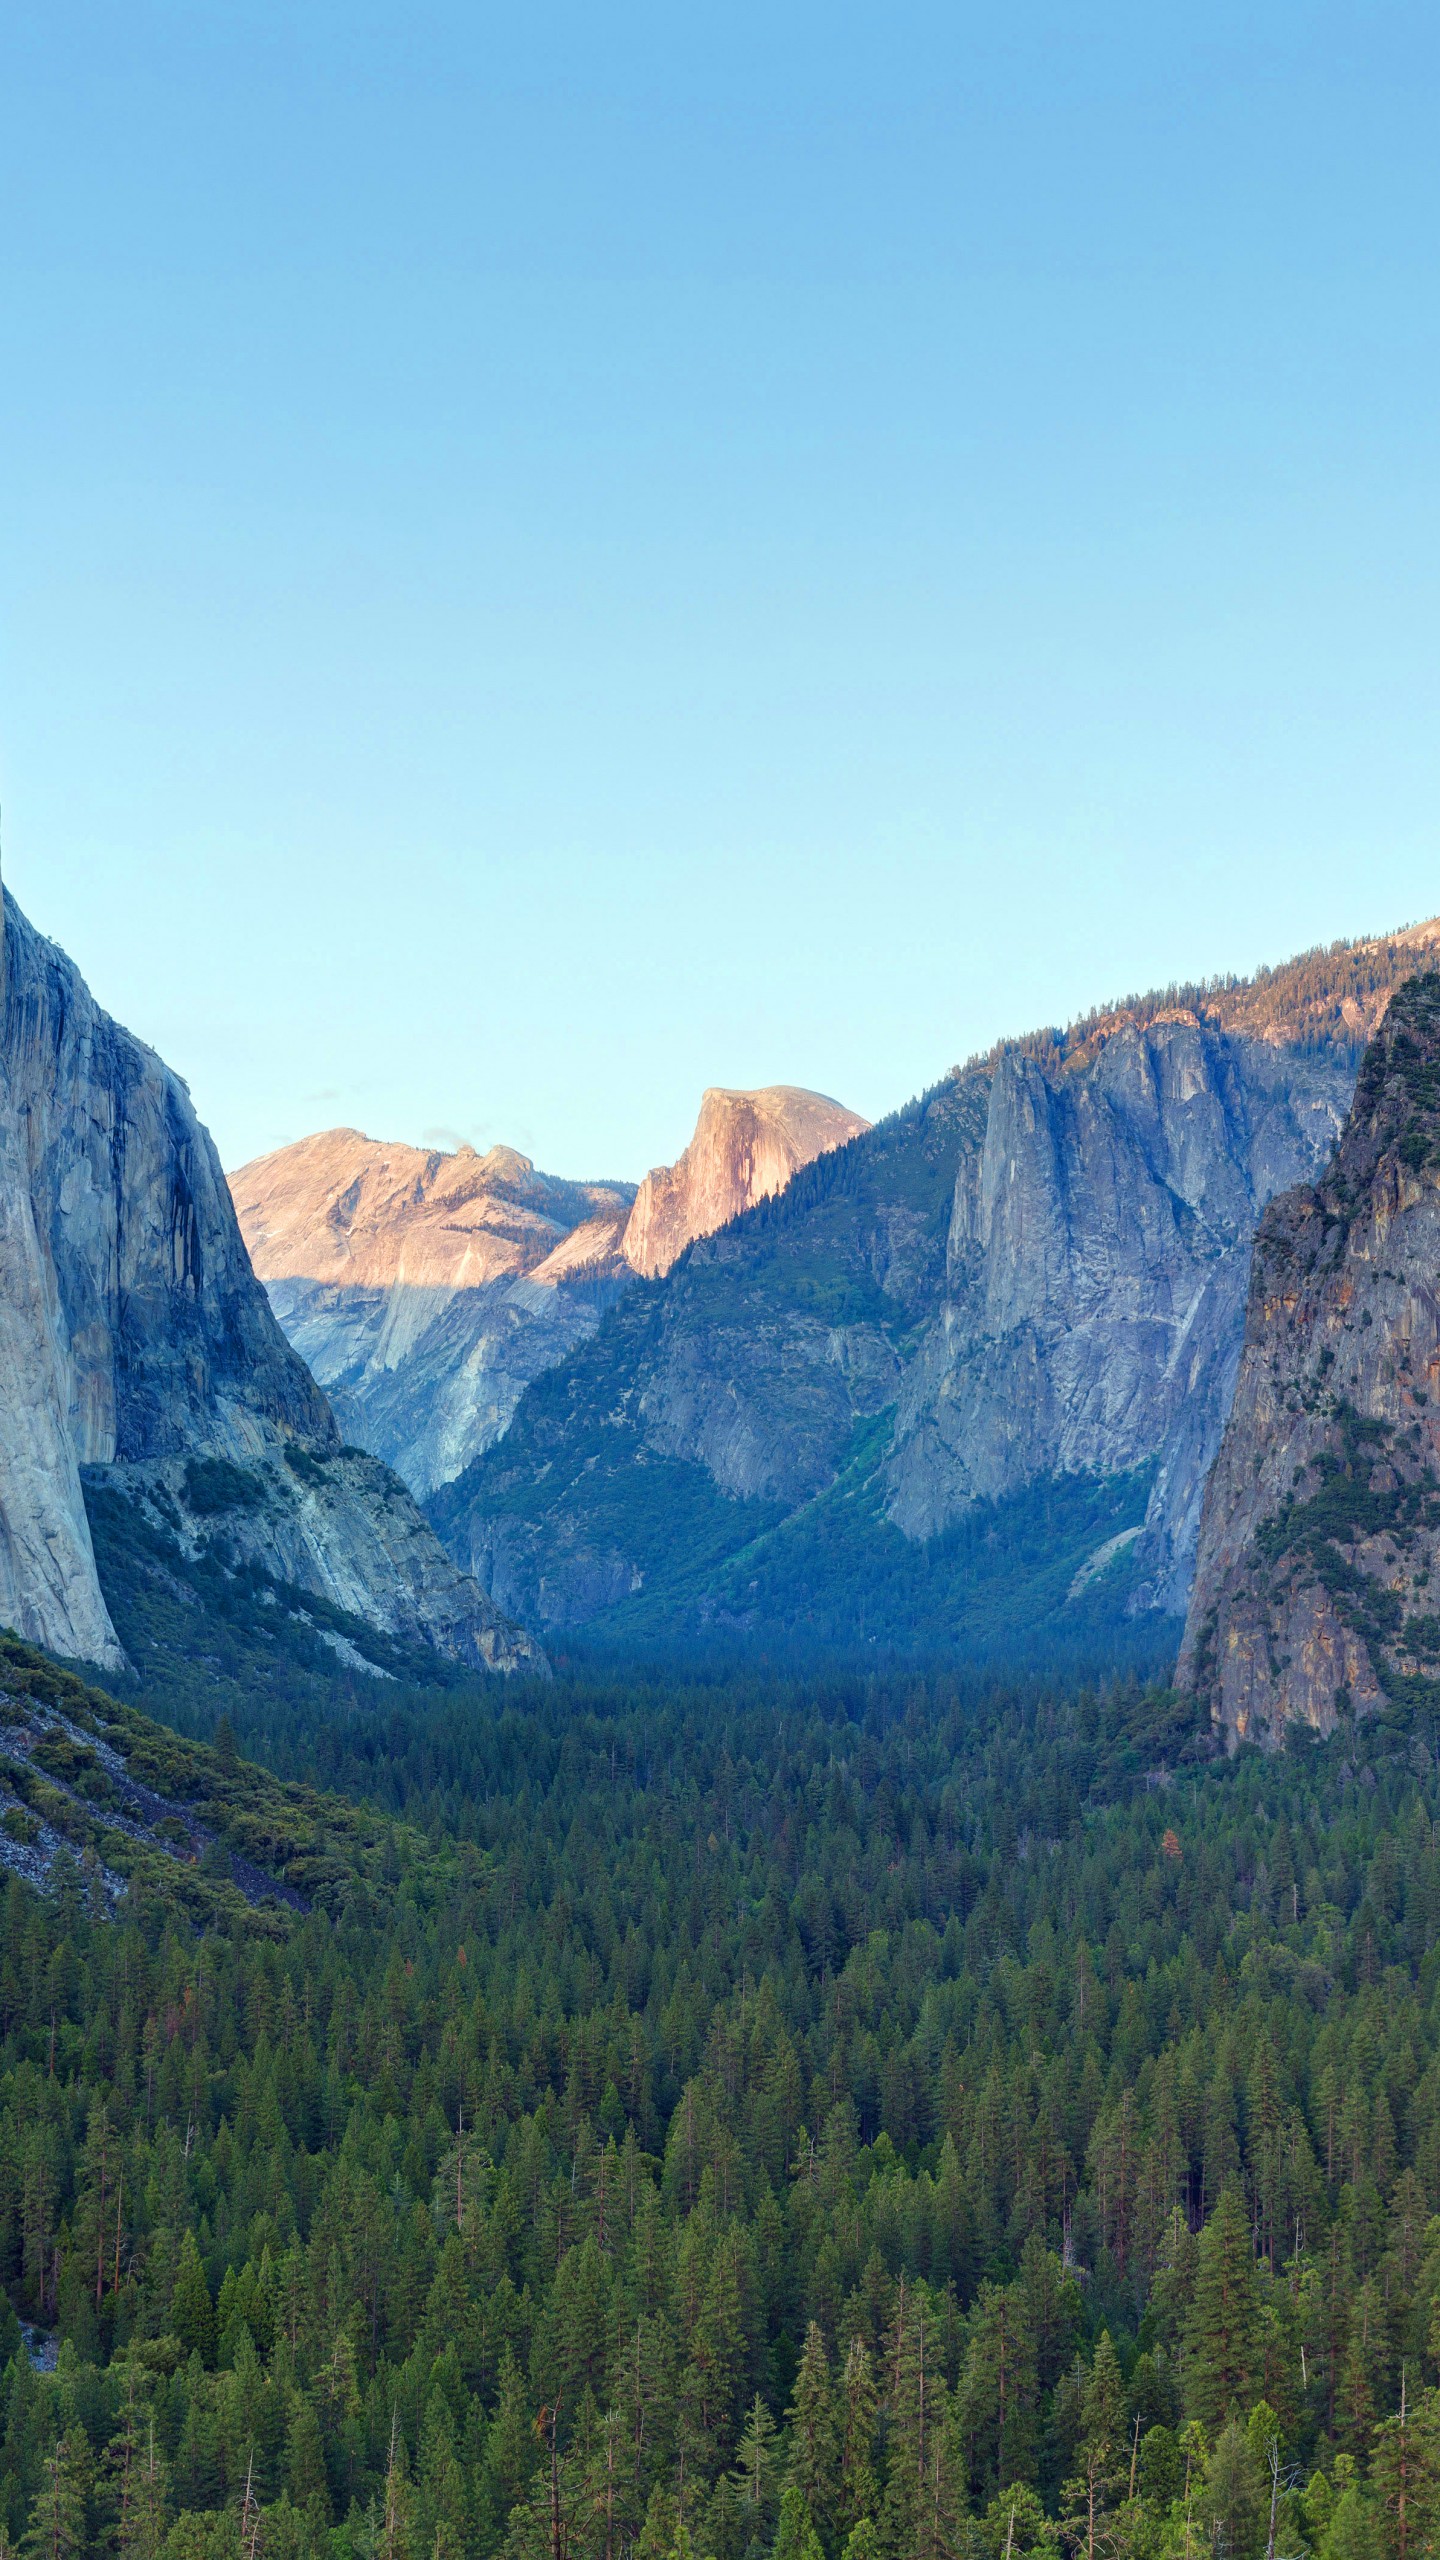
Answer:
[0,877,540,1675]
[1180,969,1440,1741]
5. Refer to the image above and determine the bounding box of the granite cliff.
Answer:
[232,1087,866,1498]
[622,1086,870,1278]
[0,877,541,1677]
[1180,969,1440,1742]
[232,1130,637,1499]
[433,925,1440,1658]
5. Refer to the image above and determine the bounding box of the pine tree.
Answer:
[1321,2477,1381,2560]
[838,2341,878,2538]
[733,2396,783,2552]
[772,2485,823,2560]
[953,2280,1038,2502]
[1058,2335,1128,2560]
[1370,2379,1440,2560]
[878,2284,958,2560]
[171,2230,216,2366]
[1337,2277,1389,2457]
[285,2395,331,2525]
[1201,2420,1261,2560]
[21,2432,88,2560]
[683,2236,748,2473]
[104,2379,169,2560]
[786,2325,839,2547]
[1183,2185,1263,2432]
[379,2412,414,2560]
[977,2483,1060,2556]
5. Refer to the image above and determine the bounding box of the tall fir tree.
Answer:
[1183,2185,1263,2433]
[786,2326,839,2549]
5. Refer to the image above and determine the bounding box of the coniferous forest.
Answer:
[6,1645,1440,2558]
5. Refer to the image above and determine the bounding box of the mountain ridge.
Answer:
[432,918,1440,1660]
[232,1083,867,1500]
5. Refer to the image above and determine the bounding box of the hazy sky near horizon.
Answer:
[3,2,1439,1177]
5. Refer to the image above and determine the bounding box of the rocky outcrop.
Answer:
[437,927,1440,1650]
[231,1087,867,1500]
[886,1016,1358,1609]
[1179,971,1440,1743]
[232,1130,636,1497]
[621,1087,871,1279]
[0,875,541,1675]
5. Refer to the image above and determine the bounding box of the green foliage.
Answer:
[83,1477,466,1724]
[181,1461,266,1519]
[7,1646,1440,2557]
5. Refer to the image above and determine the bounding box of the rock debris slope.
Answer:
[1180,970,1440,1743]
[0,873,540,1676]
[232,1087,867,1497]
[435,927,1440,1652]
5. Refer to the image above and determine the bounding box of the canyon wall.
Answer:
[0,879,540,1675]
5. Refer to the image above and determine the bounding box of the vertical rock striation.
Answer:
[0,875,542,1674]
[887,1014,1360,1610]
[621,1087,871,1279]
[1180,972,1440,1742]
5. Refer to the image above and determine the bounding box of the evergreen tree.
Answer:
[1320,2477,1380,2560]
[732,2396,783,2555]
[977,2484,1061,2555]
[878,2285,958,2560]
[785,2326,839,2548]
[20,2432,88,2560]
[1058,2333,1128,2560]
[837,2342,878,2539]
[1183,2186,1263,2433]
[1202,2420,1262,2560]
[1370,2381,1440,2560]
[171,2232,217,2367]
[285,2395,331,2525]
[771,2486,823,2560]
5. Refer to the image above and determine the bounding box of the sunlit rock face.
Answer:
[1181,971,1440,1744]
[0,877,540,1676]
[621,1087,872,1279]
[232,1130,639,1499]
[232,1086,868,1498]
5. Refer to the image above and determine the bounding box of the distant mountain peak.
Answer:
[621,1084,871,1279]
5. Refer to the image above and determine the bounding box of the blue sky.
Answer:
[2,2,1438,1177]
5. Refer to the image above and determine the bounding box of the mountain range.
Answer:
[236,916,1440,1670]
[6,859,1439,1705]
[230,1086,866,1502]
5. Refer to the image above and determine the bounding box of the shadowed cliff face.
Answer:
[434,929,1440,1652]
[888,1016,1358,1608]
[1181,971,1440,1744]
[0,882,542,1676]
[232,1087,867,1498]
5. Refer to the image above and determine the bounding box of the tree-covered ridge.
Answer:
[4,1662,1440,2554]
[987,918,1438,1085]
[0,1636,442,1937]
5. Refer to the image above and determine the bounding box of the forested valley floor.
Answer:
[6,1648,1440,2558]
